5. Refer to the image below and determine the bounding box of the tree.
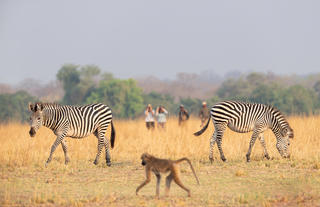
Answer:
[216,78,251,100]
[86,79,144,118]
[57,64,80,104]
[180,97,202,115]
[57,64,108,105]
[142,92,176,115]
[282,85,317,115]
[249,84,285,108]
[0,91,37,123]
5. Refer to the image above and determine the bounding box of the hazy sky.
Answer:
[0,1,319,84]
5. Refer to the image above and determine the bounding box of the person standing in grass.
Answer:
[199,101,209,127]
[178,104,189,126]
[156,105,168,129]
[145,104,155,130]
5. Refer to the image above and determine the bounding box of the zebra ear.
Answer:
[28,102,35,112]
[35,103,44,111]
[281,128,288,137]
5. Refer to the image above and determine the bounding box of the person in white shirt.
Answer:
[145,104,155,130]
[156,105,168,129]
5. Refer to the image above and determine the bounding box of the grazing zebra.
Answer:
[194,101,294,162]
[28,102,115,166]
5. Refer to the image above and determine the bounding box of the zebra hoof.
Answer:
[265,154,270,160]
[93,160,98,165]
[106,162,111,167]
[209,158,214,164]
[221,157,227,162]
[246,154,251,162]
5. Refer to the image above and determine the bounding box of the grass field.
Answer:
[0,117,320,206]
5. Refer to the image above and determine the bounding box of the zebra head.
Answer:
[28,102,44,137]
[276,126,294,158]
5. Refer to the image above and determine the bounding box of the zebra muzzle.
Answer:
[29,128,36,137]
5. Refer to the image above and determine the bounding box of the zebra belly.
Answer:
[66,128,95,138]
[227,121,254,133]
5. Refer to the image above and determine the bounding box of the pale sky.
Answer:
[0,0,319,84]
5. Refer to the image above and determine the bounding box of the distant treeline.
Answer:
[1,64,320,122]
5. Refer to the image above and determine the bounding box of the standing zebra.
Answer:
[194,101,294,162]
[28,102,115,166]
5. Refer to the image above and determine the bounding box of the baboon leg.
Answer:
[136,168,151,195]
[215,123,227,162]
[155,173,161,198]
[165,173,173,196]
[258,134,270,160]
[209,132,217,163]
[246,130,260,162]
[172,166,191,197]
[61,139,70,164]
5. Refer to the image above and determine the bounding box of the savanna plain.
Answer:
[0,117,320,207]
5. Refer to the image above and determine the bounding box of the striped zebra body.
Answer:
[28,102,115,166]
[194,101,293,162]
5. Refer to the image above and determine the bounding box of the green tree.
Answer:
[0,91,37,123]
[180,97,202,115]
[282,85,317,115]
[249,84,285,108]
[57,64,109,105]
[86,79,144,118]
[57,64,80,104]
[142,92,176,114]
[216,78,251,100]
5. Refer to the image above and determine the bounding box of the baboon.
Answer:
[136,153,200,198]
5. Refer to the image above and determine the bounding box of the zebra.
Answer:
[28,102,115,167]
[194,101,294,162]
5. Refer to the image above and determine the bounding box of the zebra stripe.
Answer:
[28,102,115,166]
[194,101,294,162]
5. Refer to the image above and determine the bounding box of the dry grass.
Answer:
[0,116,320,206]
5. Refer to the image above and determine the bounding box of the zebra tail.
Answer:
[111,121,115,148]
[194,116,211,136]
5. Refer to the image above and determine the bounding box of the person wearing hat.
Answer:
[199,101,209,127]
[145,104,155,130]
[178,104,189,126]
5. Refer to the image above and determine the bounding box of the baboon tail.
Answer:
[194,116,211,136]
[110,121,115,148]
[175,158,200,185]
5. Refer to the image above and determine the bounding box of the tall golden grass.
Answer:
[0,116,319,167]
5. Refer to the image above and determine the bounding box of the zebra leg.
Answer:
[258,134,270,160]
[94,136,104,165]
[46,135,65,167]
[246,131,259,162]
[94,129,111,166]
[209,132,217,163]
[104,137,111,166]
[61,139,70,164]
[215,124,227,162]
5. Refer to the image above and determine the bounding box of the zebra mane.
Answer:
[35,102,62,108]
[267,105,289,127]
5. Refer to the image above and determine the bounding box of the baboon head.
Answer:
[141,153,153,166]
[28,102,44,137]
